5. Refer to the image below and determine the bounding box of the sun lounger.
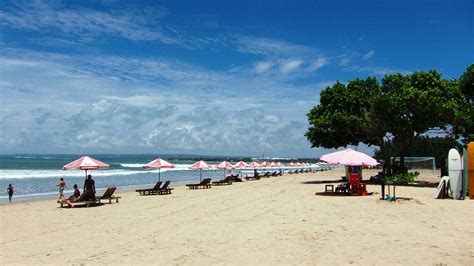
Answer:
[186,178,212,189]
[228,174,242,182]
[97,187,121,203]
[212,176,233,186]
[59,190,97,208]
[158,181,174,194]
[245,173,260,180]
[136,181,162,196]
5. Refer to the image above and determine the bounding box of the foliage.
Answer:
[385,172,419,185]
[306,68,468,172]
[455,64,474,143]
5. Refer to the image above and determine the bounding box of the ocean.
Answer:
[0,154,320,202]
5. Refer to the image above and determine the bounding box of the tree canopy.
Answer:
[306,68,469,172]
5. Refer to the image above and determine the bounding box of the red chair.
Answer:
[349,173,368,196]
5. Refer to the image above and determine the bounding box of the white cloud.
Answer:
[0,1,180,45]
[254,61,274,74]
[279,59,303,73]
[362,50,375,61]
[349,65,411,76]
[234,35,312,57]
[0,47,329,156]
[309,57,329,71]
[339,56,351,66]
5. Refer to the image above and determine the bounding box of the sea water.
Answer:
[0,154,320,202]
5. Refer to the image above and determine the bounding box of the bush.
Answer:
[385,172,419,185]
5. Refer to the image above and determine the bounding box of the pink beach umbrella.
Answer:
[63,156,109,178]
[320,148,378,166]
[288,162,295,167]
[233,161,249,168]
[216,161,234,178]
[269,162,277,167]
[248,161,261,168]
[143,158,175,182]
[233,161,249,177]
[189,160,212,181]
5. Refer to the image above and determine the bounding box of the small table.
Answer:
[325,184,334,192]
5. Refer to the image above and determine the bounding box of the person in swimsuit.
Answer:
[57,178,66,201]
[7,184,14,202]
[65,184,81,208]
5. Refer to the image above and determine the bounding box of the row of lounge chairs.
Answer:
[245,170,283,180]
[58,187,121,208]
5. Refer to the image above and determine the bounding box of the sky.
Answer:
[0,0,473,157]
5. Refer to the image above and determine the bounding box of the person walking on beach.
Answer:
[57,178,66,201]
[83,174,96,200]
[7,184,14,202]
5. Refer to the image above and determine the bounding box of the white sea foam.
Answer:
[120,163,145,168]
[0,169,146,179]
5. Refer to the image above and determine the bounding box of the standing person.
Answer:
[83,174,96,200]
[7,184,14,202]
[57,178,66,201]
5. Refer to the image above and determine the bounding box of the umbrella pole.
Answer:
[158,168,161,182]
[200,169,202,182]
[85,169,88,179]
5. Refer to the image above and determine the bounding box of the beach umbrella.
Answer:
[288,162,295,166]
[276,162,283,167]
[320,148,378,166]
[189,160,212,181]
[216,161,234,178]
[233,161,249,168]
[269,162,277,167]
[248,161,261,168]
[233,161,249,177]
[143,158,175,182]
[63,156,109,178]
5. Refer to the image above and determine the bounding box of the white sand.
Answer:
[1,169,473,265]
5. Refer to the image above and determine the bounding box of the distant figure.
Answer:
[57,178,66,201]
[66,184,81,208]
[7,184,14,202]
[83,174,96,200]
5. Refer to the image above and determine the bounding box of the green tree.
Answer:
[455,64,474,143]
[306,70,466,173]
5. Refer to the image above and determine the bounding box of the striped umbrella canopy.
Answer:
[320,148,379,166]
[276,162,283,167]
[233,161,249,168]
[143,158,175,182]
[63,156,109,178]
[288,162,295,166]
[189,160,212,181]
[269,162,277,167]
[216,161,234,178]
[248,161,261,168]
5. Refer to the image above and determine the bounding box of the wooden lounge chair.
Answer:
[245,173,261,180]
[186,178,212,189]
[262,172,271,178]
[97,187,121,204]
[212,176,233,186]
[136,181,162,196]
[228,174,242,182]
[58,190,97,208]
[158,181,174,194]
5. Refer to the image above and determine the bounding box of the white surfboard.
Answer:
[448,149,463,200]
[434,176,450,199]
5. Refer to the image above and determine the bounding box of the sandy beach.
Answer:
[1,168,473,265]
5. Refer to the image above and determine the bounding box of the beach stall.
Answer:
[143,158,175,182]
[320,149,379,196]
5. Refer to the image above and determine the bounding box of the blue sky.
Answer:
[0,0,473,157]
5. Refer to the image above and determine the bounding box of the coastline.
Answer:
[1,169,473,265]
